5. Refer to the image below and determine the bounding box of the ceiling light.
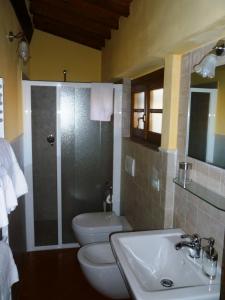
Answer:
[193,39,225,78]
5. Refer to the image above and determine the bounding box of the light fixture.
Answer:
[7,31,29,63]
[193,39,225,78]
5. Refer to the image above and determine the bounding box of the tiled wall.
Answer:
[121,138,163,230]
[160,148,177,228]
[121,139,176,230]
[174,48,225,264]
[121,79,131,138]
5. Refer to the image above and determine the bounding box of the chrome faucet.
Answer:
[175,234,201,258]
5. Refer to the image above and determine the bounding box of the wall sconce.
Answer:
[193,39,225,78]
[7,31,29,63]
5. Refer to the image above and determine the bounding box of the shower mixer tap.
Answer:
[46,134,55,146]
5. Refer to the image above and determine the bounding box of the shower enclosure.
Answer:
[23,81,122,251]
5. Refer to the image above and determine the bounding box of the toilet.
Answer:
[72,212,131,299]
[78,242,129,299]
[72,212,131,246]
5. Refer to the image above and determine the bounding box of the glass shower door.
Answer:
[60,86,113,243]
[29,83,113,248]
[31,86,58,246]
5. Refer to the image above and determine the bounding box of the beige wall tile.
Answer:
[121,138,176,231]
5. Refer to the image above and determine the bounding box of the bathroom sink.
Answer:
[110,229,221,300]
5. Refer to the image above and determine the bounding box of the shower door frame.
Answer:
[23,81,122,252]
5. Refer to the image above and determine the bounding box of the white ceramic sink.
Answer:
[110,229,221,300]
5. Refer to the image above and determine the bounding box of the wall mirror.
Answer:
[0,78,4,138]
[187,64,225,169]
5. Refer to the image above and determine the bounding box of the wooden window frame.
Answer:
[131,68,164,147]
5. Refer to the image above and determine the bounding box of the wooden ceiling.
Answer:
[29,0,133,50]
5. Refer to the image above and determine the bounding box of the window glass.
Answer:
[150,89,163,109]
[131,68,164,146]
[134,92,145,109]
[149,113,162,133]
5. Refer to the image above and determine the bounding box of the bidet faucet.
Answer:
[175,233,201,258]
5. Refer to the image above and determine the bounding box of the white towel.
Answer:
[0,167,18,213]
[0,139,28,198]
[90,83,114,121]
[0,241,19,293]
[0,183,8,228]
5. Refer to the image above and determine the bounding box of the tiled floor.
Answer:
[13,248,129,300]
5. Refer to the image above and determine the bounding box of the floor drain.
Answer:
[160,279,174,288]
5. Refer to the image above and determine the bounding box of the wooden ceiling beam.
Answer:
[30,1,111,39]
[29,0,133,49]
[9,0,33,42]
[33,15,105,50]
[31,0,120,29]
[84,0,132,17]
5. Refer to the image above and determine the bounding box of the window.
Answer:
[131,69,164,147]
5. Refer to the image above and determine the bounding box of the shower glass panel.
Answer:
[27,83,114,248]
[61,87,113,243]
[31,86,58,246]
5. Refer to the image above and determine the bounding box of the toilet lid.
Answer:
[72,212,124,234]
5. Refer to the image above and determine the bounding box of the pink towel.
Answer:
[90,83,114,121]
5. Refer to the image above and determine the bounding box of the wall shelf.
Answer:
[173,178,225,212]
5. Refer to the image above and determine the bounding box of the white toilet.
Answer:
[72,212,131,299]
[72,212,131,245]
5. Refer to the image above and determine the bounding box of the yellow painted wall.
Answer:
[216,68,225,135]
[102,0,225,81]
[161,55,181,149]
[102,0,225,149]
[29,30,101,82]
[0,0,25,141]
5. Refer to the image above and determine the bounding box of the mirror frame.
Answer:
[186,67,225,170]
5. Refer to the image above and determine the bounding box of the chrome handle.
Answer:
[46,134,55,146]
[181,234,192,239]
[201,237,215,246]
[181,234,201,251]
[181,233,200,241]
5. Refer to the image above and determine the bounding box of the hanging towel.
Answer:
[0,166,18,213]
[90,83,114,121]
[0,182,8,228]
[0,139,28,198]
[0,241,19,297]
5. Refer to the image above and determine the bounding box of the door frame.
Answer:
[23,81,122,251]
